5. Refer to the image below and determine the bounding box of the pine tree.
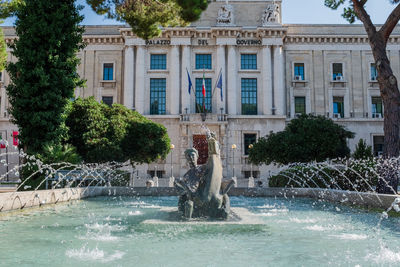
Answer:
[86,0,208,39]
[6,0,85,154]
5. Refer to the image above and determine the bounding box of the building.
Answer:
[0,0,395,183]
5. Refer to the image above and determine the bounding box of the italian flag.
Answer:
[202,72,206,98]
[202,71,206,111]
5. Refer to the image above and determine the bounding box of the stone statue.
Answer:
[174,132,235,219]
[262,2,280,25]
[216,3,234,26]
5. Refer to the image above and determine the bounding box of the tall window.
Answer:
[103,63,114,80]
[195,54,212,69]
[150,78,166,115]
[294,97,306,115]
[102,96,113,107]
[195,78,212,113]
[241,54,257,70]
[332,63,343,80]
[370,63,378,81]
[372,97,383,117]
[244,134,257,155]
[333,96,344,118]
[294,63,305,80]
[241,78,257,115]
[150,54,167,70]
[373,136,384,156]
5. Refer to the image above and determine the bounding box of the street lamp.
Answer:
[231,144,237,178]
[248,144,254,179]
[170,144,175,178]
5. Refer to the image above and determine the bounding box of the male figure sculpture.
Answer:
[175,132,235,219]
[174,148,206,217]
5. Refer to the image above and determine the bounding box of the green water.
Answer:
[0,196,399,266]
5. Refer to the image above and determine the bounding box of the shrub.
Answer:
[249,114,354,165]
[353,139,373,160]
[66,97,171,164]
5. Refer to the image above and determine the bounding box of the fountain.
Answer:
[0,130,400,265]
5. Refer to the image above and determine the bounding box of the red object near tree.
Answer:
[12,131,18,146]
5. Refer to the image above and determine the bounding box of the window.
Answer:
[244,171,259,178]
[244,133,257,155]
[372,97,383,118]
[102,96,113,107]
[241,54,257,70]
[150,54,167,70]
[241,78,257,115]
[148,170,164,178]
[332,63,343,80]
[373,136,384,156]
[195,78,212,113]
[103,63,114,80]
[195,54,212,69]
[294,63,305,80]
[370,63,378,81]
[333,96,344,118]
[294,97,306,115]
[150,78,166,115]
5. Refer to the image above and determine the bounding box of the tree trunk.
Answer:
[372,40,400,194]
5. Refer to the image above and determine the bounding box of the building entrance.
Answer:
[193,135,208,165]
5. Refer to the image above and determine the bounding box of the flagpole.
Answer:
[202,66,205,114]
[212,68,222,96]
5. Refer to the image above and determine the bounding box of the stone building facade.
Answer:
[0,0,397,182]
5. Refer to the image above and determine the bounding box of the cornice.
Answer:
[285,35,400,44]
[83,35,124,45]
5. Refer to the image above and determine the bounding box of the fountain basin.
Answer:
[0,196,399,266]
[0,187,399,213]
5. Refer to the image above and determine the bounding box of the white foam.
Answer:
[305,225,343,231]
[289,218,318,224]
[84,223,126,232]
[365,246,400,264]
[128,210,142,216]
[65,246,125,263]
[256,212,278,217]
[78,233,119,242]
[329,233,368,240]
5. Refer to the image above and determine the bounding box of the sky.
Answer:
[1,0,397,26]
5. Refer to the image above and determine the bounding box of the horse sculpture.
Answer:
[175,132,234,219]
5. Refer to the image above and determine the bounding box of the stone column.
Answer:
[123,45,135,110]
[262,45,272,115]
[274,45,285,116]
[181,45,191,114]
[227,45,237,115]
[169,45,180,115]
[135,45,145,114]
[215,45,226,114]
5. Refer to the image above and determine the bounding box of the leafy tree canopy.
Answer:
[249,115,354,165]
[86,0,208,39]
[6,0,85,154]
[66,97,171,164]
[325,0,400,24]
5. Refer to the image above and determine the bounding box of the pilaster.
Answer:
[169,45,180,115]
[135,45,145,114]
[227,45,237,115]
[273,45,286,115]
[123,45,135,109]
